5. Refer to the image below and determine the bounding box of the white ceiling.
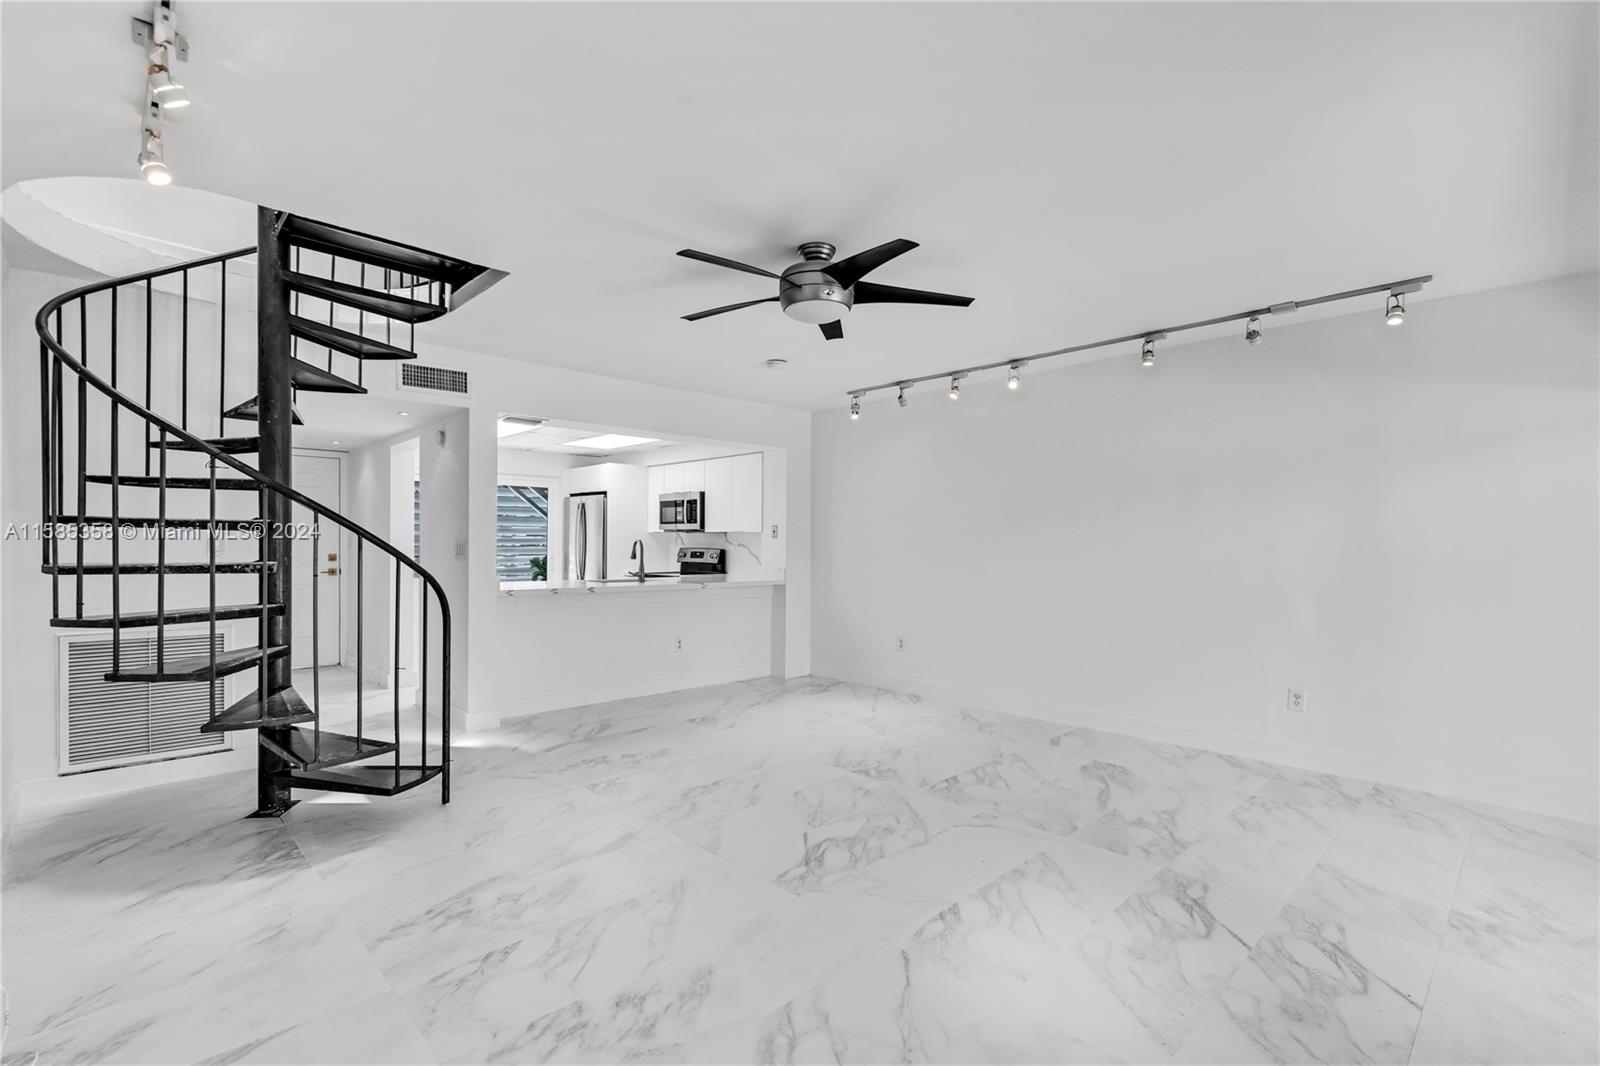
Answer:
[2,3,1594,410]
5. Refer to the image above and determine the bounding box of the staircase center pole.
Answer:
[255,206,297,816]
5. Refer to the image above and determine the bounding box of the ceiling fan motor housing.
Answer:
[780,243,852,323]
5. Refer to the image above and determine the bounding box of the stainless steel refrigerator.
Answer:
[566,491,608,581]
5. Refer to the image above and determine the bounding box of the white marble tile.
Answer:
[1443,833,1599,984]
[1169,793,1341,899]
[4,674,1588,1066]
[1409,949,1600,1065]
[1049,866,1283,1058]
[1071,783,1247,863]
[924,752,1120,839]
[1175,904,1437,1064]
[1288,819,1467,947]
[194,991,437,1065]
[387,854,794,1060]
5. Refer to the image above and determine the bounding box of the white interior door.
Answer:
[291,453,341,666]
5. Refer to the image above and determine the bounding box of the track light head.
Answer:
[146,44,189,107]
[1385,293,1406,327]
[948,375,963,400]
[849,396,861,420]
[1140,338,1156,368]
[1007,363,1022,389]
[1245,316,1263,346]
[137,130,171,186]
[897,385,908,408]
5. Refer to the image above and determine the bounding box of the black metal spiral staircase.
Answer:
[36,206,505,815]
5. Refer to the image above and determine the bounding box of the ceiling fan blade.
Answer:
[681,296,779,322]
[852,281,974,308]
[677,249,779,279]
[819,320,844,341]
[822,238,919,288]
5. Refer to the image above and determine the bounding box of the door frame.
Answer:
[291,448,345,667]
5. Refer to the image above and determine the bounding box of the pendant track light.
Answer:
[842,273,1430,407]
[132,1,191,184]
[849,395,861,420]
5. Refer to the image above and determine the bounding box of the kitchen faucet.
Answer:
[628,539,646,582]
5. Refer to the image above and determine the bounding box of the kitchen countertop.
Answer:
[501,576,784,596]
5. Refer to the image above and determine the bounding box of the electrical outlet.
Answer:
[675,636,683,652]
[1287,688,1306,713]
[897,636,905,652]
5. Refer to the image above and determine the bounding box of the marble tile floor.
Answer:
[2,676,1595,1065]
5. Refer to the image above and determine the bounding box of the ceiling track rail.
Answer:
[844,273,1432,401]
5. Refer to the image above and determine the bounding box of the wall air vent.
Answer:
[58,631,230,774]
[398,363,469,395]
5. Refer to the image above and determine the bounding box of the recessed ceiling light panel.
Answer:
[566,433,660,450]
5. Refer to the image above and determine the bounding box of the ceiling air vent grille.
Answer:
[398,363,469,395]
[59,632,227,773]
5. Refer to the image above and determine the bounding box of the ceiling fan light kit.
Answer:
[678,238,974,340]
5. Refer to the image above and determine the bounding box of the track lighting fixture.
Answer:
[146,48,189,108]
[840,273,1431,407]
[133,1,189,183]
[138,98,171,186]
[849,395,861,420]
[1385,293,1406,327]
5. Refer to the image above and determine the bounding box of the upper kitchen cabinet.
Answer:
[646,452,764,533]
[723,453,762,533]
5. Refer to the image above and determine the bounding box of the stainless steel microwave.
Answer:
[659,491,704,532]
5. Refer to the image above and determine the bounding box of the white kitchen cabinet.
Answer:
[661,463,685,493]
[680,461,706,493]
[702,456,733,532]
[646,465,664,532]
[727,452,763,532]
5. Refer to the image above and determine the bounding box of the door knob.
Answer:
[319,567,340,576]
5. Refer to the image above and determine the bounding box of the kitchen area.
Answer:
[491,417,788,717]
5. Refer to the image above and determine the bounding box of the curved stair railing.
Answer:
[35,207,504,813]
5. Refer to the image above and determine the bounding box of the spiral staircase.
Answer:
[36,206,505,814]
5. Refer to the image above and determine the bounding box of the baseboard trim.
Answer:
[814,663,1599,825]
[497,663,771,722]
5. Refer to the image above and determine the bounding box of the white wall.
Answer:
[813,274,1599,822]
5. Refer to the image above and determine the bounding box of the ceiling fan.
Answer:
[677,238,974,340]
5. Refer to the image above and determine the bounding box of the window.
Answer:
[497,482,551,582]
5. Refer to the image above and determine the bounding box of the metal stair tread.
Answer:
[105,645,288,683]
[84,474,261,491]
[57,514,263,530]
[285,272,445,324]
[289,316,416,361]
[44,561,270,575]
[260,727,398,771]
[287,357,365,394]
[224,397,303,425]
[52,603,284,628]
[288,764,443,796]
[201,686,315,733]
[282,215,479,286]
[149,436,261,454]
